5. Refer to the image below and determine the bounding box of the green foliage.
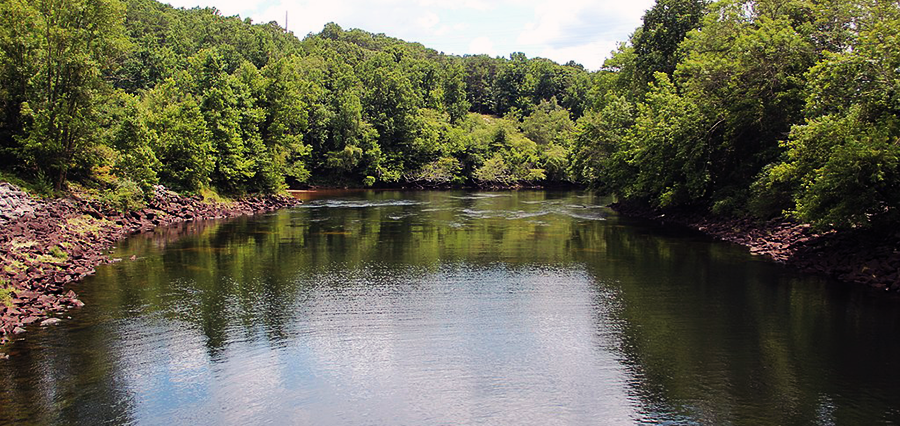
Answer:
[101,178,147,212]
[410,157,464,185]
[571,94,635,187]
[474,156,515,185]
[674,0,816,202]
[753,11,900,229]
[5,0,129,190]
[628,73,711,207]
[49,245,68,260]
[142,79,214,193]
[632,0,709,90]
[520,98,575,147]
[0,281,12,307]
[1,0,595,192]
[110,93,161,194]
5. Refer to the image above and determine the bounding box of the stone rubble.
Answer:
[611,201,900,294]
[0,183,300,347]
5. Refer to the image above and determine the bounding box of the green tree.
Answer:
[628,73,710,207]
[13,0,128,190]
[442,61,470,123]
[462,55,499,114]
[633,0,709,87]
[190,49,258,192]
[110,93,160,193]
[259,56,312,187]
[520,98,575,147]
[674,0,816,210]
[0,0,39,166]
[143,78,214,192]
[757,12,900,229]
[570,94,635,187]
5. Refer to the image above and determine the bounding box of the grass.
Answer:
[200,187,233,205]
[49,245,68,261]
[31,253,63,266]
[1,241,63,274]
[4,240,37,275]
[0,170,55,198]
[69,169,147,213]
[3,258,26,275]
[10,240,37,250]
[65,215,112,237]
[0,281,12,307]
[3,239,70,278]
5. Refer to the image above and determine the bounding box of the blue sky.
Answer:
[164,0,656,70]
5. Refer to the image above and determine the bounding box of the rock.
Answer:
[40,318,61,326]
[22,316,41,325]
[12,326,26,334]
[0,183,302,341]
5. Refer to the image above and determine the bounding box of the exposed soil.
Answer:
[611,200,900,295]
[0,184,300,351]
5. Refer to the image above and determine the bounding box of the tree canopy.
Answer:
[582,0,900,231]
[0,0,591,194]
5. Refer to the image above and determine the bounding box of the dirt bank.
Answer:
[612,201,900,294]
[0,184,299,349]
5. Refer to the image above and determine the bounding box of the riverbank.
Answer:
[611,201,900,294]
[0,183,299,349]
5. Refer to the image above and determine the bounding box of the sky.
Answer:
[162,0,656,70]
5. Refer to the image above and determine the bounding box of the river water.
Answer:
[2,190,899,425]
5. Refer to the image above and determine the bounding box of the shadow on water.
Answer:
[1,190,899,425]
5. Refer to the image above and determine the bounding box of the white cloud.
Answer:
[162,0,656,69]
[468,36,497,57]
[415,11,440,30]
[516,0,654,68]
[539,41,620,70]
[417,0,492,10]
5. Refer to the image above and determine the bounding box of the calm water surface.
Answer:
[2,190,899,425]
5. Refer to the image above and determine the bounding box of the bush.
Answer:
[409,157,463,185]
[101,179,146,212]
[474,156,515,185]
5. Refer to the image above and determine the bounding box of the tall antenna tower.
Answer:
[285,11,288,33]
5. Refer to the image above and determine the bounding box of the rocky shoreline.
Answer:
[0,183,300,350]
[611,201,900,295]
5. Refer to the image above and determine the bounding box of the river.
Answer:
[1,190,899,425]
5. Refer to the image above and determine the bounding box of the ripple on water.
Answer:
[559,211,607,221]
[298,199,424,209]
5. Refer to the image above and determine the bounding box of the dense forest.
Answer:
[0,0,898,231]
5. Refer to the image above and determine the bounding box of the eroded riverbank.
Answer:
[612,201,900,294]
[0,183,299,350]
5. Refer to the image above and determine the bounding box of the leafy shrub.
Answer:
[101,179,146,212]
[474,156,515,185]
[409,157,463,185]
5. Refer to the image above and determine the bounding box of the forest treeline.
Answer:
[0,0,898,230]
[0,0,590,198]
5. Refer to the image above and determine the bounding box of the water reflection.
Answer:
[1,190,899,425]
